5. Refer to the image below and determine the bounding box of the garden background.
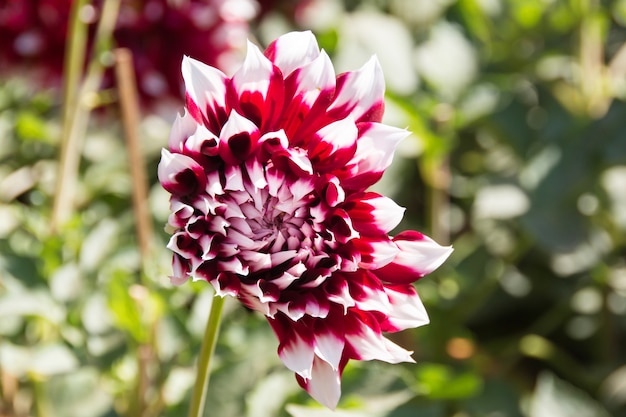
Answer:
[1,0,626,416]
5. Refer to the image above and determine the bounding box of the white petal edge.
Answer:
[394,236,453,276]
[306,357,342,410]
[346,319,414,364]
[279,333,315,379]
[157,149,202,187]
[231,40,273,97]
[357,195,406,234]
[293,50,336,106]
[349,123,410,177]
[385,286,430,331]
[268,30,320,77]
[168,109,197,152]
[314,330,344,371]
[327,56,385,120]
[182,56,227,117]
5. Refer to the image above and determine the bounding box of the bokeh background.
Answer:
[1,0,626,416]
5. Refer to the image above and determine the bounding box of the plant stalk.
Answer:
[114,47,153,262]
[51,0,90,231]
[188,295,226,417]
[51,0,121,231]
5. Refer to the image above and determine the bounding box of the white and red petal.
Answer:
[228,40,284,129]
[327,56,385,123]
[167,231,199,259]
[158,149,206,196]
[308,116,358,172]
[346,270,391,313]
[170,253,191,286]
[339,123,410,191]
[282,50,336,142]
[211,272,241,297]
[168,199,194,228]
[298,356,342,410]
[344,192,405,235]
[380,284,429,332]
[345,311,414,364]
[271,147,314,177]
[314,175,345,208]
[323,274,356,312]
[182,56,228,132]
[264,30,320,77]
[168,109,197,152]
[351,235,399,269]
[313,317,345,371]
[375,231,453,284]
[269,318,315,378]
[327,208,360,244]
[184,123,220,157]
[218,111,260,164]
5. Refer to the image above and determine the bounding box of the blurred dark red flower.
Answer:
[0,0,258,104]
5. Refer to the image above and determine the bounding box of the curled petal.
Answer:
[327,209,360,244]
[375,231,453,284]
[184,124,220,157]
[168,199,194,228]
[219,111,259,164]
[167,231,199,259]
[211,272,241,297]
[271,147,313,177]
[317,175,345,207]
[158,149,206,196]
[170,254,190,286]
[257,129,289,162]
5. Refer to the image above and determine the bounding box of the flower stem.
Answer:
[188,295,226,417]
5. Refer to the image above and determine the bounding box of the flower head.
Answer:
[159,31,452,409]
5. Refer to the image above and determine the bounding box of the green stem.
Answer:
[188,295,226,417]
[51,0,121,231]
[51,0,90,231]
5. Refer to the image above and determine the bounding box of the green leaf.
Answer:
[415,363,482,400]
[15,111,51,143]
[106,269,148,343]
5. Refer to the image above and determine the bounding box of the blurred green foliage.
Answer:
[2,0,626,416]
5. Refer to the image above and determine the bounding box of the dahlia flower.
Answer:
[158,31,452,409]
